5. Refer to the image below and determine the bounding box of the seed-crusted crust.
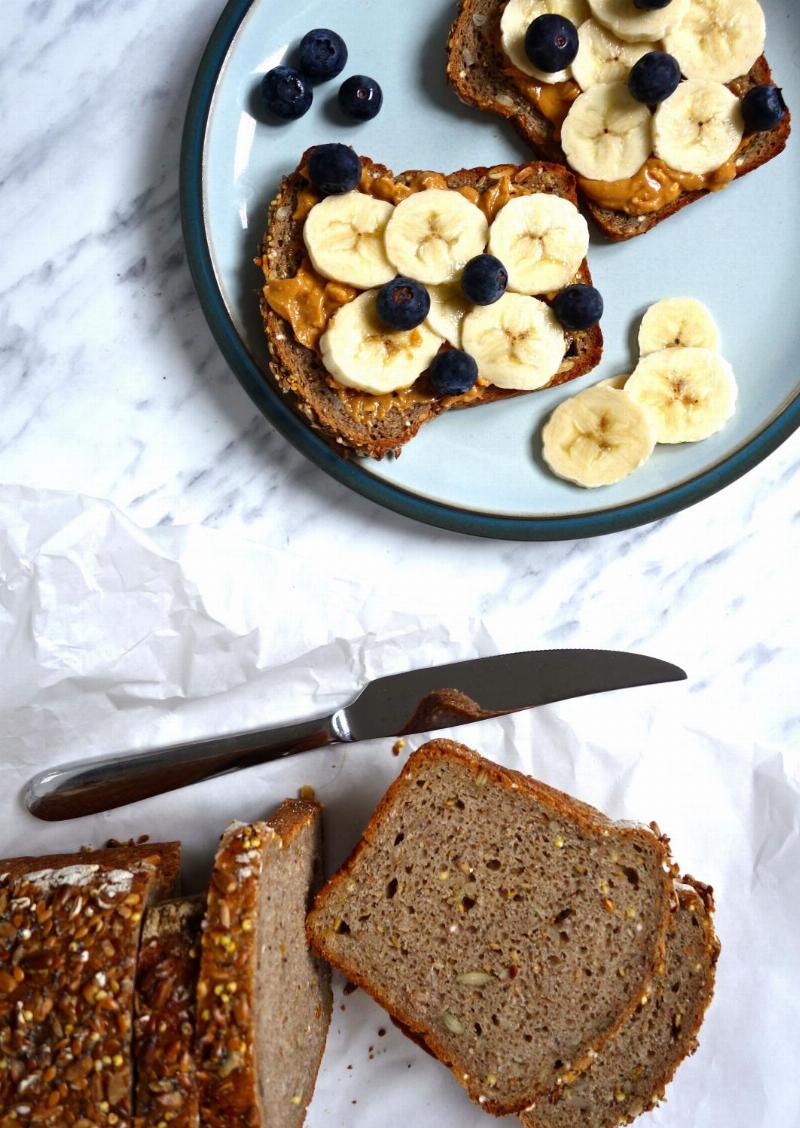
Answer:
[261,151,603,458]
[0,842,181,1127]
[195,800,331,1128]
[446,0,791,240]
[134,896,205,1128]
[306,740,674,1117]
[519,875,720,1128]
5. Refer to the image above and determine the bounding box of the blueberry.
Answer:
[634,0,673,9]
[376,278,431,331]
[628,52,681,105]
[741,85,787,132]
[260,66,313,120]
[552,285,603,331]
[339,74,383,121]
[298,28,348,83]
[308,144,362,195]
[461,255,508,306]
[428,350,479,397]
[525,14,579,74]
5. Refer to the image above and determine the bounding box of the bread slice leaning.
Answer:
[306,740,675,1116]
[196,799,332,1128]
[447,0,791,240]
[135,894,205,1127]
[260,152,603,458]
[520,876,720,1128]
[0,841,181,1125]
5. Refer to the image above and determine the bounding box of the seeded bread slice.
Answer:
[0,841,181,1126]
[260,151,603,458]
[306,740,674,1116]
[196,800,332,1128]
[135,895,205,1128]
[447,0,791,240]
[520,876,719,1128]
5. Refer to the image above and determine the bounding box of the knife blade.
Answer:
[24,649,685,821]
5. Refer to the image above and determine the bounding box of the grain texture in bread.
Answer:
[260,151,603,458]
[196,800,331,1128]
[306,740,674,1116]
[135,895,205,1128]
[447,0,791,240]
[0,841,181,1125]
[520,877,719,1128]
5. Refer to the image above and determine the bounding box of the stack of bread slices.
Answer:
[0,742,717,1126]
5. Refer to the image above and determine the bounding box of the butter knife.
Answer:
[24,649,685,821]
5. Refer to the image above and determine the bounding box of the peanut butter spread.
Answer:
[503,65,581,133]
[578,154,739,216]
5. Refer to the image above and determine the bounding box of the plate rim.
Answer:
[179,0,800,542]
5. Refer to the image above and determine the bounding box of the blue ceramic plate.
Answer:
[181,0,799,540]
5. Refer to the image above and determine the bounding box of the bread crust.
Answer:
[306,739,675,1117]
[261,152,603,458]
[447,0,791,240]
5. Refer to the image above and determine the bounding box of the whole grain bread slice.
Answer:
[135,895,205,1128]
[306,740,674,1116]
[447,0,791,240]
[196,799,332,1128]
[520,876,719,1128]
[0,841,181,1125]
[260,152,603,458]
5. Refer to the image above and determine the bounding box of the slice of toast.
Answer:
[260,151,603,458]
[306,740,675,1116]
[447,0,791,240]
[195,800,331,1128]
[520,876,720,1128]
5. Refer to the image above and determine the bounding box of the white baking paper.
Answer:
[0,485,798,1127]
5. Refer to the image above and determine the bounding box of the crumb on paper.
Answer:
[392,739,406,757]
[298,784,316,801]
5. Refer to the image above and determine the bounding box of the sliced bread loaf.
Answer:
[447,0,791,240]
[306,740,674,1116]
[260,152,603,458]
[196,799,331,1128]
[0,841,181,1125]
[135,895,205,1128]
[520,877,719,1128]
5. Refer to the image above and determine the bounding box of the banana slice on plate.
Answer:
[462,293,565,390]
[639,298,721,354]
[588,0,688,43]
[542,385,656,487]
[663,0,765,85]
[488,193,589,295]
[303,192,395,290]
[597,373,630,389]
[320,291,445,395]
[625,347,737,443]
[501,0,592,82]
[425,283,472,348]
[572,19,656,91]
[384,190,489,285]
[653,80,744,176]
[562,82,653,181]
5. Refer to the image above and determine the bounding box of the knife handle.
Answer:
[23,714,338,821]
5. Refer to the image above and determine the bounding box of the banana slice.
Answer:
[663,0,765,85]
[653,79,744,177]
[542,385,656,487]
[320,291,445,395]
[639,298,721,355]
[501,0,592,82]
[303,192,395,290]
[425,283,472,348]
[598,373,630,389]
[462,293,565,390]
[588,0,688,43]
[561,82,653,181]
[572,19,656,91]
[384,190,489,286]
[625,347,737,443]
[488,194,589,295]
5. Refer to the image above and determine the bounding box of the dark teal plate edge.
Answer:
[179,0,800,542]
